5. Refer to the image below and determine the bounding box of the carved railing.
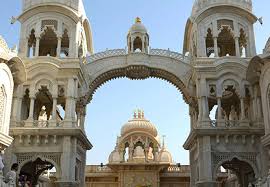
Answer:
[85,165,113,173]
[87,49,126,63]
[33,120,49,128]
[149,49,185,61]
[87,48,189,63]
[165,165,190,173]
[210,120,243,128]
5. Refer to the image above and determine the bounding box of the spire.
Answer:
[162,135,166,149]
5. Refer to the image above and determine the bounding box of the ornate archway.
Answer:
[84,50,195,105]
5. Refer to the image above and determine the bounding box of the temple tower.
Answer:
[183,0,268,186]
[4,1,93,186]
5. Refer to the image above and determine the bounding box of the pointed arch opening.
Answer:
[39,27,58,57]
[60,29,69,57]
[217,26,235,57]
[27,29,36,58]
[133,37,143,52]
[205,28,214,57]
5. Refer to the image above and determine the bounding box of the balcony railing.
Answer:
[210,120,253,128]
[85,165,113,173]
[87,48,189,64]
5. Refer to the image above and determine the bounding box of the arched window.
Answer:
[60,29,69,57]
[0,86,6,131]
[217,26,235,57]
[27,29,36,57]
[205,28,214,57]
[39,27,57,57]
[133,37,142,52]
[239,28,247,57]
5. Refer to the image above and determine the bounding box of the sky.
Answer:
[1,0,270,165]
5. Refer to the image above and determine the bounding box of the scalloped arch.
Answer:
[87,65,194,105]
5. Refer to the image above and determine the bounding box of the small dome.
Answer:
[158,149,173,164]
[108,150,121,163]
[128,17,147,34]
[157,137,173,164]
[121,110,158,137]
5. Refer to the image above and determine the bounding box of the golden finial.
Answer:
[135,17,141,23]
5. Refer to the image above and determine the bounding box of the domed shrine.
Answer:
[109,110,172,164]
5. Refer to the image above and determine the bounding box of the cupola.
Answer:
[127,17,149,54]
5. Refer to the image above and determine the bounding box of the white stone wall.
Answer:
[0,63,14,147]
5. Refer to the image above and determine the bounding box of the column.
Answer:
[257,96,262,119]
[240,98,245,120]
[57,37,62,57]
[51,97,57,120]
[25,37,29,57]
[235,37,240,57]
[131,37,134,52]
[202,96,209,120]
[198,97,202,121]
[217,97,222,120]
[252,97,257,121]
[214,37,218,57]
[28,96,35,120]
[35,37,40,57]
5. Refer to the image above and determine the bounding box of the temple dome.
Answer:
[120,111,158,137]
[128,17,148,34]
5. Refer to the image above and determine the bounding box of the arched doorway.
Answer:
[215,157,257,187]
[19,157,58,187]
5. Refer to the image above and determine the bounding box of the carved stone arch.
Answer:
[216,72,242,97]
[212,153,259,180]
[83,19,94,54]
[17,153,61,179]
[87,65,194,105]
[34,77,55,94]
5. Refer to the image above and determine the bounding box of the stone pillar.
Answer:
[202,96,209,120]
[198,97,202,122]
[257,96,263,120]
[217,97,222,120]
[58,136,77,187]
[35,37,40,57]
[240,98,245,120]
[252,97,257,120]
[51,97,57,120]
[65,78,76,127]
[80,107,86,131]
[214,37,218,57]
[235,37,240,57]
[28,96,35,120]
[25,37,29,57]
[57,37,62,57]
[196,136,217,187]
